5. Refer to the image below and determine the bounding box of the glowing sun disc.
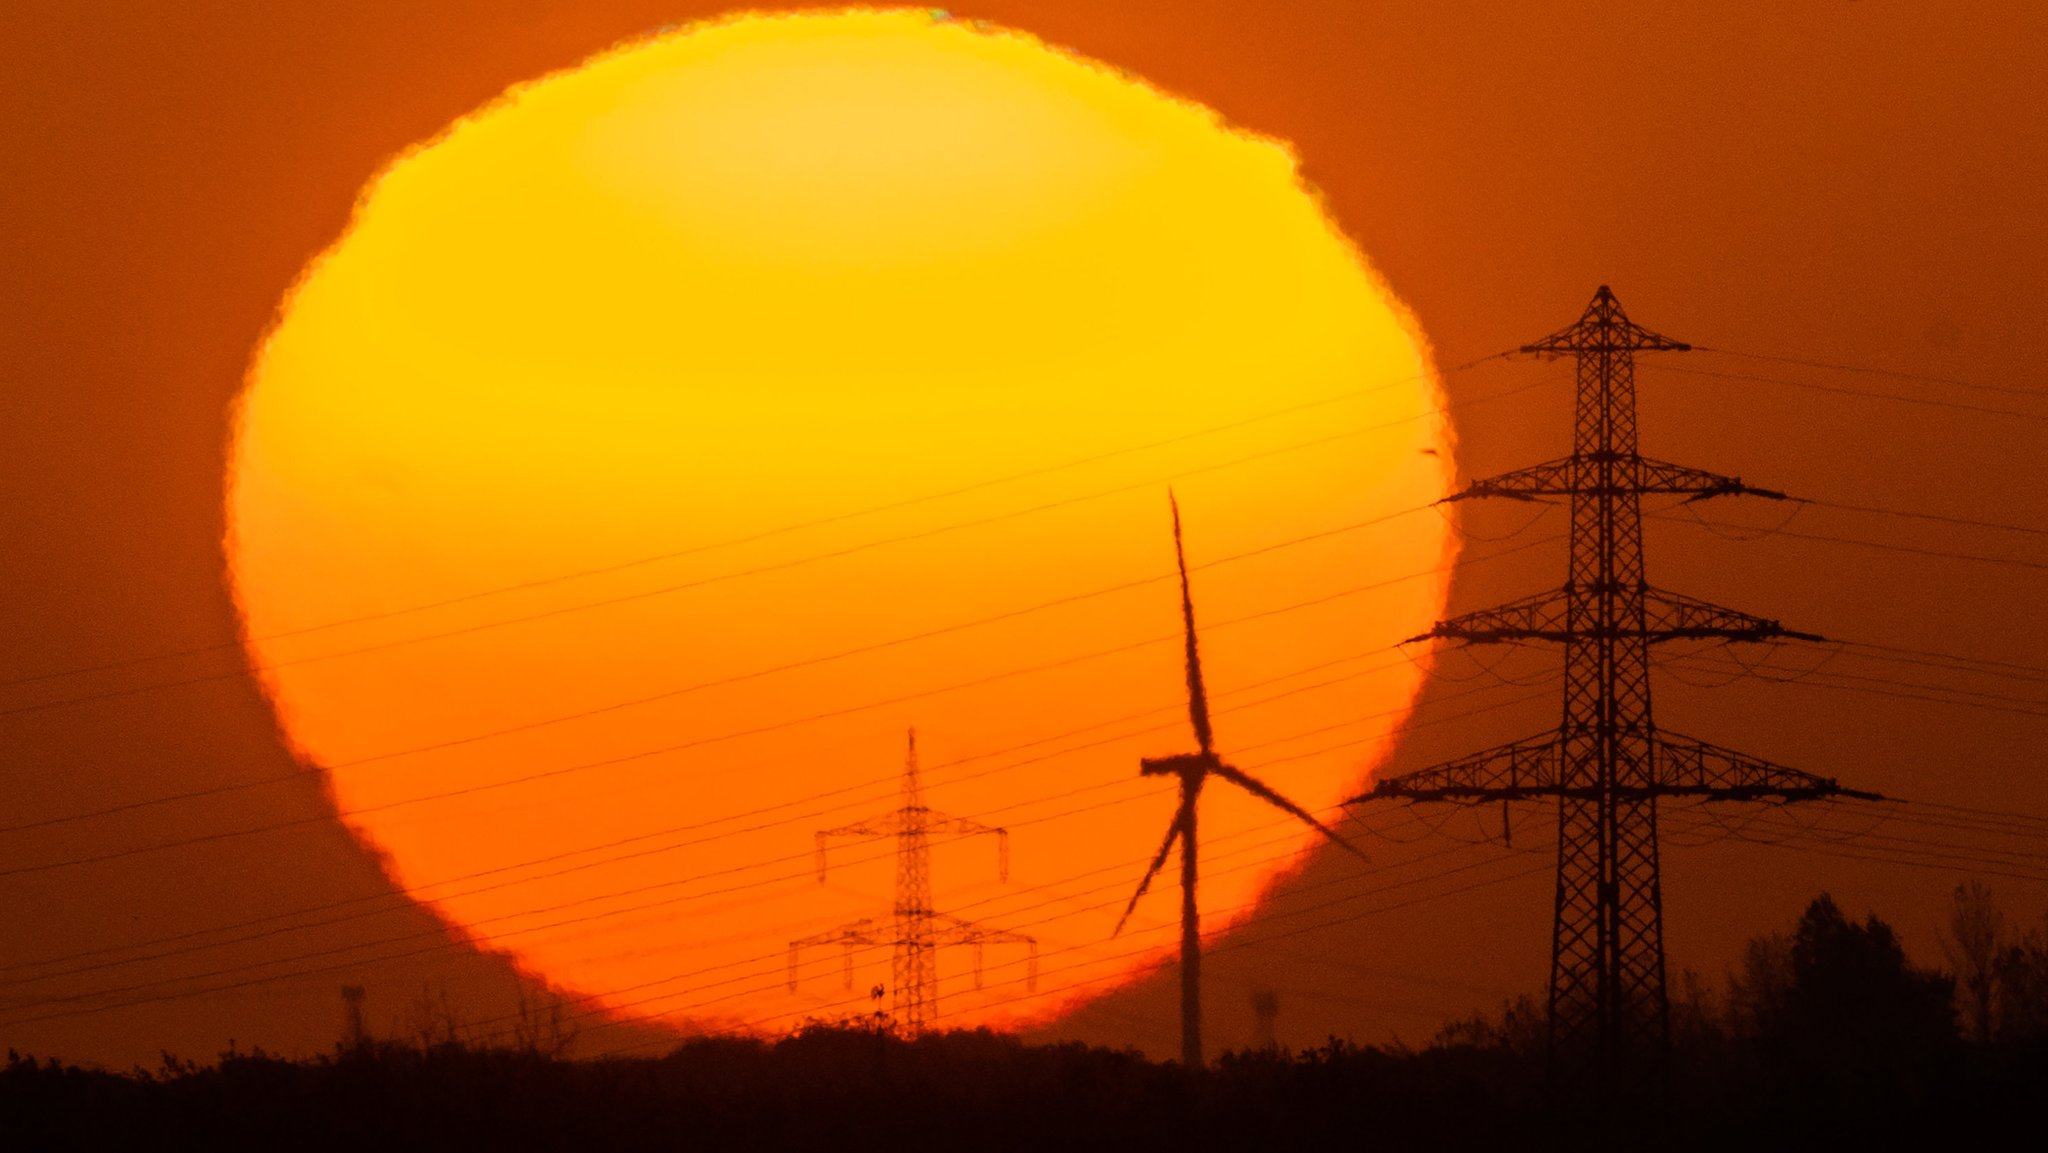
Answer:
[227,8,1452,1036]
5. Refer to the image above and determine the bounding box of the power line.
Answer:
[116,772,2025,1058]
[0,803,1508,1029]
[1662,652,2048,719]
[0,642,1381,849]
[21,318,2048,1060]
[0,656,1483,983]
[2,714,1529,1026]
[1836,638,2048,682]
[1673,648,2048,710]
[0,524,1560,853]
[459,821,1361,1043]
[1797,498,2048,540]
[628,853,1561,1059]
[0,780,1197,1021]
[0,355,1522,695]
[630,790,2048,1059]
[1821,644,2048,687]
[1651,510,2048,571]
[1659,808,2048,886]
[1,682,1545,989]
[1667,804,2048,868]
[24,626,1990,1040]
[1,501,1486,801]
[2,667,1547,1023]
[1641,362,2048,423]
[1691,346,2047,400]
[1876,796,2048,832]
[0,482,1403,722]
[1,369,1553,716]
[505,835,1533,1051]
[468,831,1509,1049]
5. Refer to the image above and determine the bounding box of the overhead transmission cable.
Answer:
[0,653,1521,977]
[0,358,1539,707]
[0,805,1524,1029]
[1661,652,2048,719]
[633,854,1561,1057]
[1639,362,2048,424]
[7,682,1563,1016]
[0,522,1563,851]
[0,680,1551,984]
[1690,346,2047,400]
[1794,498,2048,540]
[1650,510,2048,572]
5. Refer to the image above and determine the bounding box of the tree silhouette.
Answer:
[1994,910,2048,1043]
[1941,881,2005,1043]
[1747,894,1957,1090]
[1724,930,1794,1041]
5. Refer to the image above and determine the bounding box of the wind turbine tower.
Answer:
[1114,494,1367,1068]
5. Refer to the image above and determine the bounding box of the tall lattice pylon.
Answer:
[1346,286,1877,1089]
[788,730,1035,1037]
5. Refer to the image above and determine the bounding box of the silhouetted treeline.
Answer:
[8,892,2047,1152]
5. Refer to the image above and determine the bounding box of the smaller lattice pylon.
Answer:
[788,731,1036,1037]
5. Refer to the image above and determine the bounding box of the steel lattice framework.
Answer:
[788,731,1035,1037]
[1347,287,1877,1087]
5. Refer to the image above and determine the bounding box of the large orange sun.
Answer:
[227,9,1452,1036]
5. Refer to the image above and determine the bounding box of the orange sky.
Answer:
[3,0,2045,1065]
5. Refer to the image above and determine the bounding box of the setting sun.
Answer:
[226,8,1451,1035]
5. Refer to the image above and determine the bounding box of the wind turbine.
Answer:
[1113,493,1367,1068]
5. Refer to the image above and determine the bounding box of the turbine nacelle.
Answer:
[1139,752,1218,779]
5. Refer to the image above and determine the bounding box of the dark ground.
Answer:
[10,892,2048,1151]
[5,1020,2042,1152]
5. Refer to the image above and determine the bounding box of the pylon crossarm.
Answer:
[1345,734,1561,805]
[1406,590,1570,645]
[1635,456,1786,500]
[1642,588,1821,643]
[918,814,1010,881]
[919,813,1001,838]
[787,920,882,992]
[815,818,902,882]
[1408,587,1818,646]
[1445,456,1782,505]
[1652,733,1884,801]
[1444,457,1574,503]
[789,920,882,950]
[931,914,1035,947]
[931,917,1041,992]
[817,817,899,839]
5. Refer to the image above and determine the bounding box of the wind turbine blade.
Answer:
[1169,490,1215,756]
[1210,762,1370,864]
[1111,818,1184,937]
